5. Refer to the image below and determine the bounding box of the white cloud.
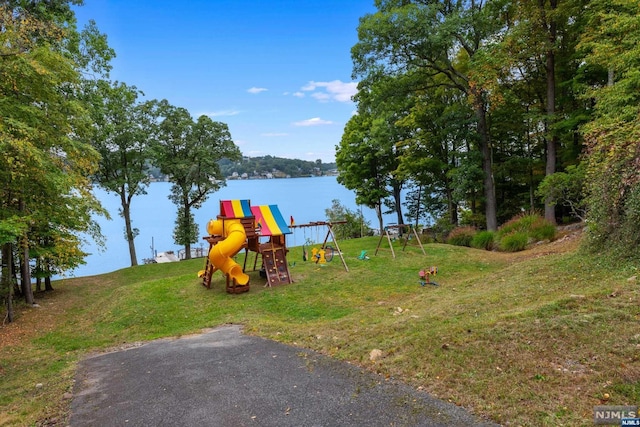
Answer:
[292,91,305,98]
[301,80,358,102]
[311,92,331,102]
[301,82,317,91]
[202,109,241,117]
[247,87,268,94]
[293,117,334,127]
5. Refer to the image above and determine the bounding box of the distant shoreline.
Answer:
[149,173,339,183]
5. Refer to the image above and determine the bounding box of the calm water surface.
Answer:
[68,176,397,278]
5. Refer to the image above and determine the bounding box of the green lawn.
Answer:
[1,234,638,426]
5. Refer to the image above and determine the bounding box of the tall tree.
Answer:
[1,1,110,316]
[337,71,413,232]
[396,78,475,227]
[497,0,589,224]
[85,80,157,266]
[153,102,241,259]
[337,112,390,232]
[352,0,509,230]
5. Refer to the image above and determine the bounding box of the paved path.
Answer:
[70,325,497,426]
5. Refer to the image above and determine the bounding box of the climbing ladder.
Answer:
[201,235,223,289]
[260,237,292,287]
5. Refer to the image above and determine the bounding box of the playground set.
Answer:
[290,221,349,272]
[199,200,293,293]
[199,203,437,292]
[374,224,426,258]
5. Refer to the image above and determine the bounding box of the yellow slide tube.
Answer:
[207,219,249,285]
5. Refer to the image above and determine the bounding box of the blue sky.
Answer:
[74,0,376,163]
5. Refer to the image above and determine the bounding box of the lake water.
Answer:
[69,176,399,278]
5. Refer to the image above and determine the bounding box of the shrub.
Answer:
[432,216,456,243]
[494,213,556,252]
[497,213,555,241]
[499,231,529,252]
[529,217,556,242]
[497,213,535,237]
[471,231,496,250]
[325,199,371,239]
[447,226,476,247]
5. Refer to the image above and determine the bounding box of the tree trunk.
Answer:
[121,193,138,266]
[544,1,558,225]
[472,89,498,231]
[21,235,34,305]
[448,193,458,226]
[414,185,422,228]
[184,202,192,261]
[18,197,34,306]
[45,276,53,292]
[2,243,14,323]
[444,174,458,225]
[392,181,404,233]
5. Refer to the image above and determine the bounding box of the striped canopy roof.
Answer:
[220,199,253,218]
[251,205,291,236]
[219,200,291,236]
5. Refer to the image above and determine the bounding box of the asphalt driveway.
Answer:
[70,324,498,426]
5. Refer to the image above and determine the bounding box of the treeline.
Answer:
[337,0,640,259]
[1,1,243,321]
[218,156,337,179]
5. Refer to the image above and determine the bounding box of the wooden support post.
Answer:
[375,228,396,258]
[401,225,426,255]
[321,223,349,272]
[375,224,425,257]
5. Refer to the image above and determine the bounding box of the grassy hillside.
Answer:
[1,231,638,426]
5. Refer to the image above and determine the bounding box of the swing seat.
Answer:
[358,250,369,260]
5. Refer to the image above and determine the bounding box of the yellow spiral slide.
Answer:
[206,218,250,285]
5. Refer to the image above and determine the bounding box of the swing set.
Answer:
[374,224,426,258]
[290,221,349,272]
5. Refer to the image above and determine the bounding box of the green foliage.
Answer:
[152,101,241,255]
[498,231,529,252]
[218,156,336,178]
[173,206,198,249]
[324,199,371,240]
[447,226,476,247]
[470,230,496,250]
[0,2,111,293]
[402,183,440,227]
[459,209,486,229]
[528,220,557,242]
[335,100,395,219]
[578,0,640,259]
[497,214,553,239]
[536,163,587,221]
[84,80,156,266]
[493,213,556,252]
